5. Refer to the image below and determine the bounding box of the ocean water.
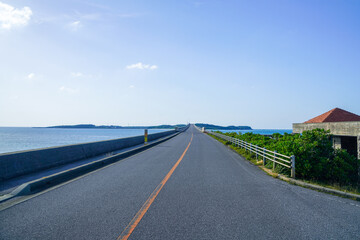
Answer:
[0,127,167,154]
[217,129,292,135]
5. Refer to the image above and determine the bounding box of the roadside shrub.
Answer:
[328,149,358,185]
[218,129,359,185]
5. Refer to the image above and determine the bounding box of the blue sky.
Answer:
[0,0,359,128]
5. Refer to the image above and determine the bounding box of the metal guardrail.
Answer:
[208,131,295,178]
[193,125,202,132]
[175,125,190,132]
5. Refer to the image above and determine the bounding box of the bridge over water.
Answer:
[1,125,360,239]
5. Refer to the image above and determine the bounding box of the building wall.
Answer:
[293,121,360,136]
[293,122,360,159]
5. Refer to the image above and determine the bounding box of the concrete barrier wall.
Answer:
[0,130,178,181]
[148,130,176,141]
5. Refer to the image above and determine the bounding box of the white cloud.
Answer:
[27,73,35,79]
[126,62,158,70]
[70,72,94,78]
[59,86,77,94]
[0,2,32,29]
[71,72,83,77]
[129,85,135,88]
[68,20,82,31]
[149,65,158,70]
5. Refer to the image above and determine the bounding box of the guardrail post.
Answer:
[273,150,277,170]
[250,143,252,154]
[291,155,295,178]
[263,147,266,165]
[255,145,258,160]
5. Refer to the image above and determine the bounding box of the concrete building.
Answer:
[293,108,360,159]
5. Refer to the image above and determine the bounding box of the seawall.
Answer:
[0,129,178,181]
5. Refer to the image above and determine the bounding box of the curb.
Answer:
[207,133,360,202]
[259,167,360,201]
[279,175,360,201]
[0,132,180,204]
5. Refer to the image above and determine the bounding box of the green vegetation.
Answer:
[213,129,359,187]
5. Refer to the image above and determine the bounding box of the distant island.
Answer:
[46,124,187,129]
[195,123,252,130]
[46,123,251,130]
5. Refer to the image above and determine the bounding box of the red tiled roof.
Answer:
[305,108,360,123]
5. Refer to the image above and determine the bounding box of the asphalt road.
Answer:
[1,125,360,239]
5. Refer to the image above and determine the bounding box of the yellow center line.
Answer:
[117,133,193,240]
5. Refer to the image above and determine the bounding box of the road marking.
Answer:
[117,133,193,240]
